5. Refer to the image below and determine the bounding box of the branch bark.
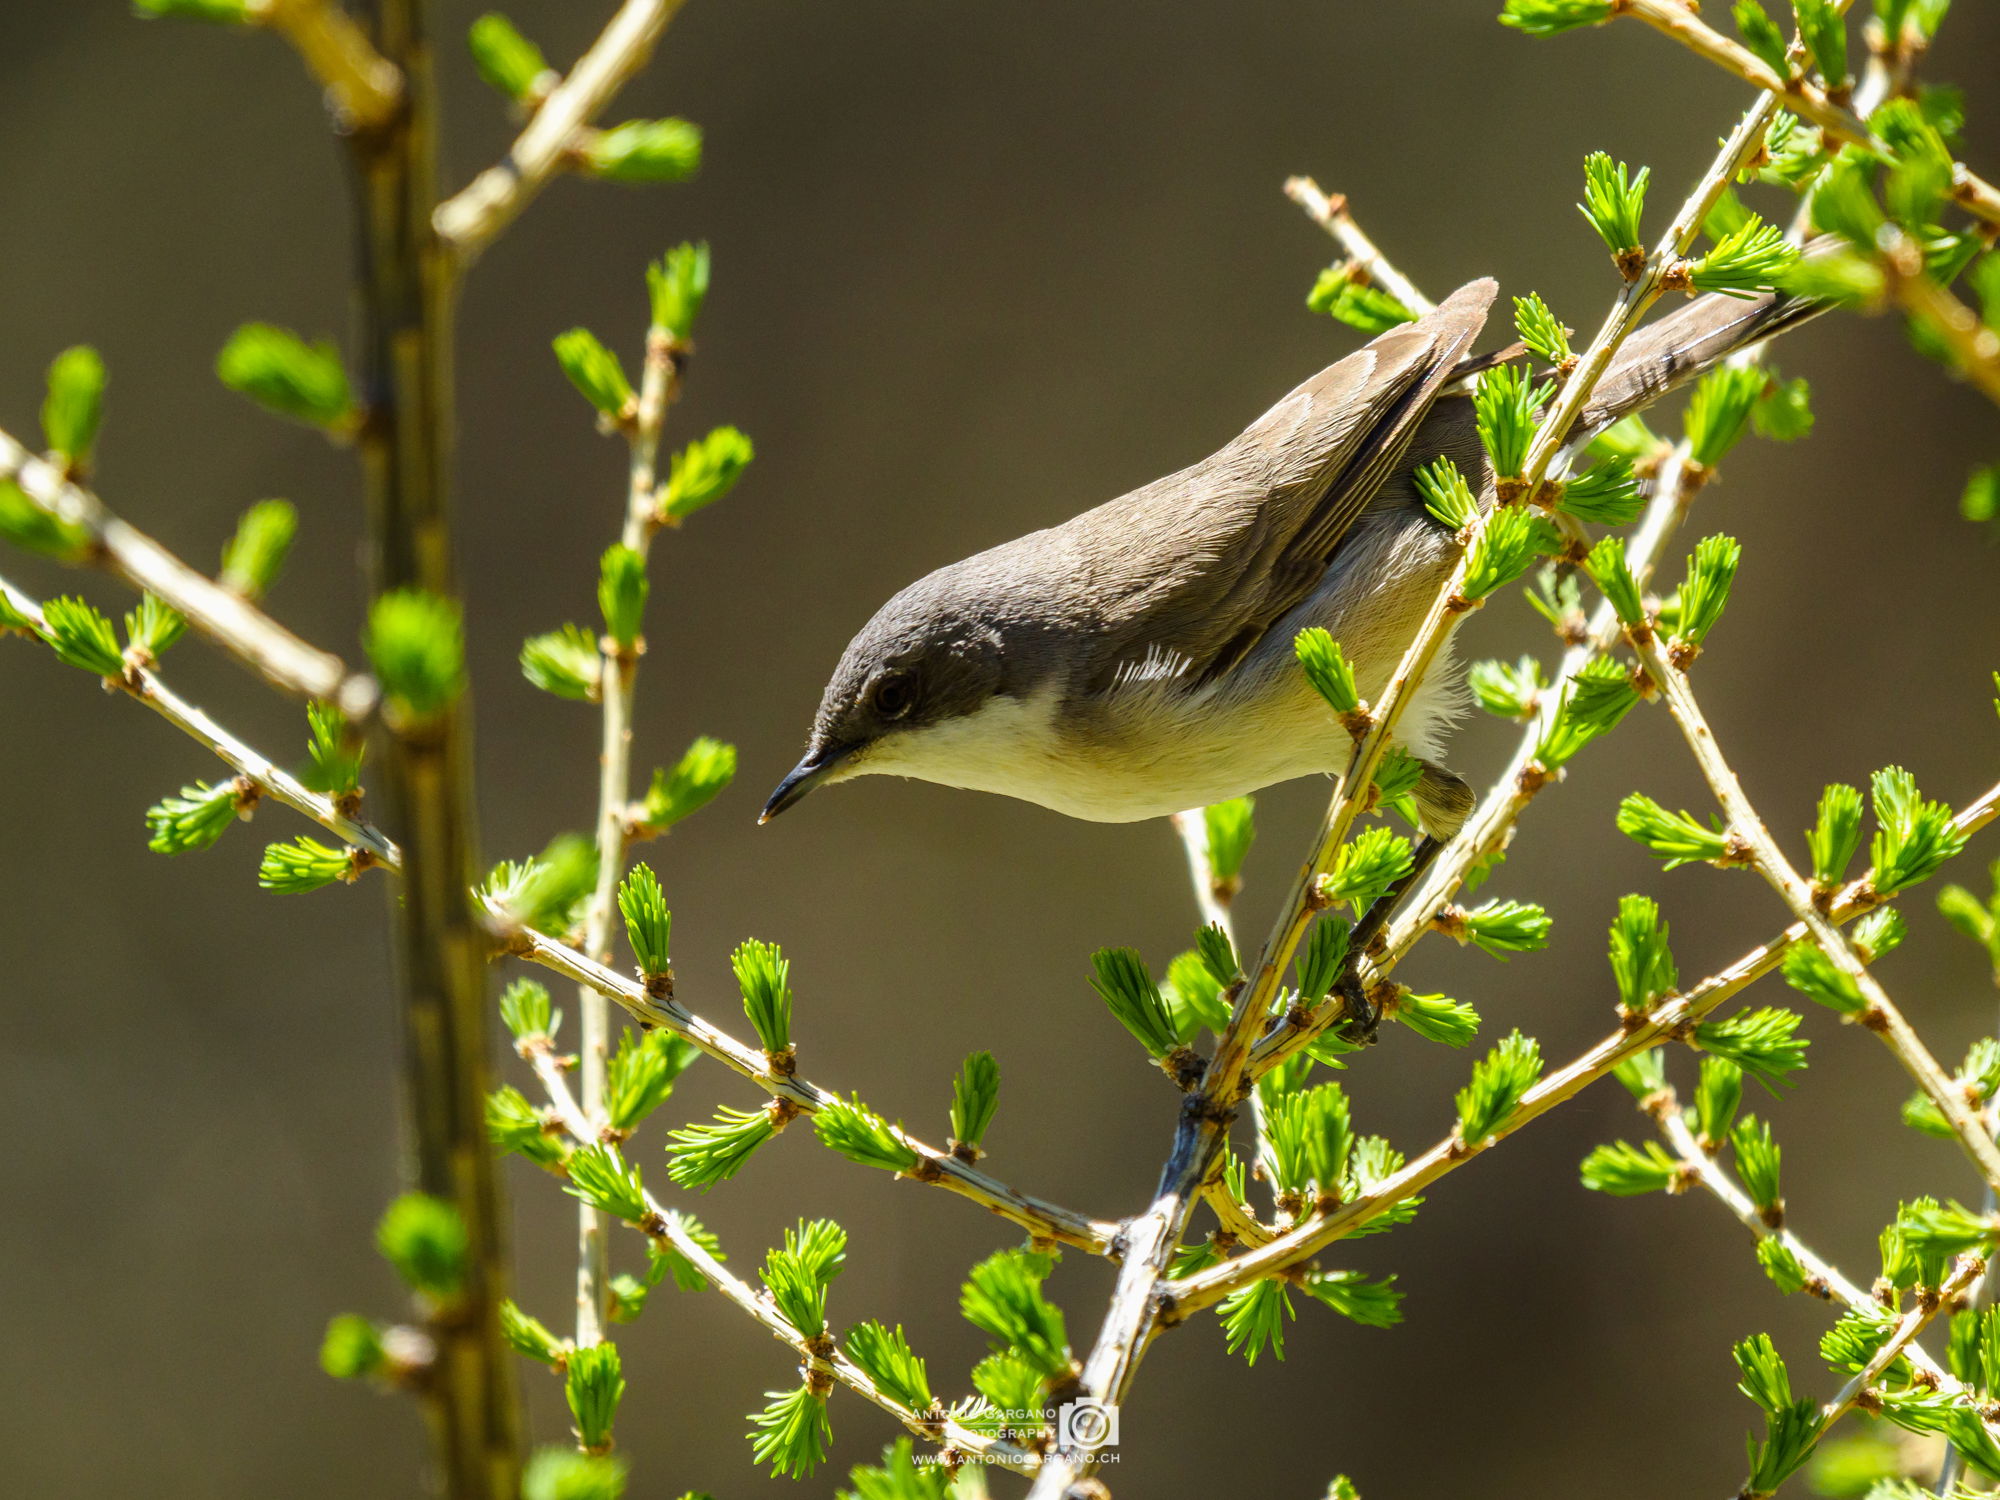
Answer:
[260,0,404,129]
[349,2,519,1490]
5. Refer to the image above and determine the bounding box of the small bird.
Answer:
[763,279,1816,844]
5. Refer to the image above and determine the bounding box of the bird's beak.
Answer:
[759,742,857,824]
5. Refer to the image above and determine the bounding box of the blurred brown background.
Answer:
[3,2,1999,1496]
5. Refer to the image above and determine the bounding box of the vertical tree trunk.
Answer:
[349,3,521,1493]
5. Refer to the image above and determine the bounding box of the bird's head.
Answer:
[761,565,1019,822]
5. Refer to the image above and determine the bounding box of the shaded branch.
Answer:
[258,0,404,129]
[348,1,519,1485]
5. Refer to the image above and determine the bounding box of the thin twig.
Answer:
[1789,1254,1986,1490]
[0,426,362,707]
[1169,810,1282,1248]
[1283,177,1436,316]
[508,927,1120,1254]
[1170,809,1236,936]
[1163,776,2000,1312]
[433,0,690,264]
[525,1057,1041,1472]
[1521,96,1779,499]
[1374,441,1701,985]
[1725,1253,1983,1500]
[1648,1089,1869,1308]
[1635,633,2000,1194]
[1646,1084,2000,1461]
[572,302,685,1346]
[0,575,397,863]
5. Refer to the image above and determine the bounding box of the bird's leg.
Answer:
[1347,760,1468,968]
[1328,833,1446,1043]
[1324,760,1469,1046]
[1350,832,1444,958]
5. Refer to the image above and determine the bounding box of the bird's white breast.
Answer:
[845,661,1459,823]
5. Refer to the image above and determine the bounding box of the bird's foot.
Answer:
[1330,968,1382,1046]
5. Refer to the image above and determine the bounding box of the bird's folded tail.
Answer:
[1448,241,1834,446]
[1571,278,1826,443]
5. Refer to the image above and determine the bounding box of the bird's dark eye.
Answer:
[870,670,916,720]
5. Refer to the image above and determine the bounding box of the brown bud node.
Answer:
[1718,832,1757,868]
[1163,1046,1208,1092]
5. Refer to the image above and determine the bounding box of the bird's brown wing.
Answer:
[1049,279,1494,699]
[1169,278,1496,686]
